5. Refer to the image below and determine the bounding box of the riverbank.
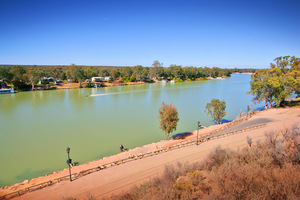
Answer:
[42,80,147,90]
[0,110,248,196]
[1,107,299,198]
[3,107,299,199]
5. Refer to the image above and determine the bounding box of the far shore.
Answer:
[9,75,236,93]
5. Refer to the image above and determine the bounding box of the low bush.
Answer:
[175,78,183,82]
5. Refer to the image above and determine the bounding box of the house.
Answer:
[104,76,112,81]
[39,77,54,84]
[91,77,105,82]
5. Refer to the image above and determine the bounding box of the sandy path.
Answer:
[9,107,300,200]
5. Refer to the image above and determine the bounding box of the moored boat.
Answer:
[0,88,14,94]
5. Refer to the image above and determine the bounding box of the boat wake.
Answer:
[87,89,149,97]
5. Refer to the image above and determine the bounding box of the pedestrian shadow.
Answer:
[172,132,192,140]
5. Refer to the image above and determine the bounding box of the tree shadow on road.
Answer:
[171,132,192,140]
[214,119,232,124]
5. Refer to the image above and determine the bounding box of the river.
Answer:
[0,73,262,186]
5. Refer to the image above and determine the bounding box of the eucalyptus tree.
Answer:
[26,66,46,90]
[205,98,226,124]
[120,67,133,78]
[111,69,120,80]
[169,65,183,79]
[248,56,300,108]
[132,65,143,81]
[150,60,163,79]
[84,67,96,79]
[70,65,85,88]
[158,102,179,140]
[10,66,28,89]
[0,67,13,84]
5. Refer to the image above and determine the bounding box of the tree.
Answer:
[84,67,96,79]
[70,65,85,88]
[158,102,179,139]
[205,98,226,124]
[26,66,45,90]
[120,67,133,78]
[169,65,183,79]
[248,56,300,108]
[0,67,13,84]
[111,69,120,80]
[150,60,163,79]
[132,65,143,81]
[10,66,28,90]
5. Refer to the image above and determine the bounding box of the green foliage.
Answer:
[122,76,130,83]
[205,98,226,124]
[111,69,120,79]
[69,65,85,87]
[120,67,133,77]
[0,67,13,83]
[129,76,136,82]
[0,61,255,91]
[175,78,183,82]
[248,56,300,108]
[132,65,143,80]
[158,102,179,139]
[10,66,28,90]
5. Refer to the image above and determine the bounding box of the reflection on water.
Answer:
[0,74,263,186]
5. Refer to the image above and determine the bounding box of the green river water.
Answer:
[0,73,262,186]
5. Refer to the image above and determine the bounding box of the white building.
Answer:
[91,77,105,82]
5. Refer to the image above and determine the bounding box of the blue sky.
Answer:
[0,0,299,68]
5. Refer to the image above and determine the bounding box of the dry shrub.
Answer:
[202,146,233,171]
[247,136,252,147]
[206,155,300,199]
[106,124,300,200]
[282,123,300,164]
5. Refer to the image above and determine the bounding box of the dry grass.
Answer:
[105,124,300,200]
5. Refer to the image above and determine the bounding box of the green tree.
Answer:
[111,69,120,80]
[150,60,163,79]
[70,65,85,88]
[248,56,300,108]
[158,102,179,139]
[0,67,13,84]
[84,67,96,79]
[169,65,183,79]
[26,66,45,90]
[142,67,149,80]
[132,65,143,81]
[205,98,226,124]
[129,76,136,82]
[120,67,133,78]
[10,66,28,90]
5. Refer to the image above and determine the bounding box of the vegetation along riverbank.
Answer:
[0,60,255,92]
